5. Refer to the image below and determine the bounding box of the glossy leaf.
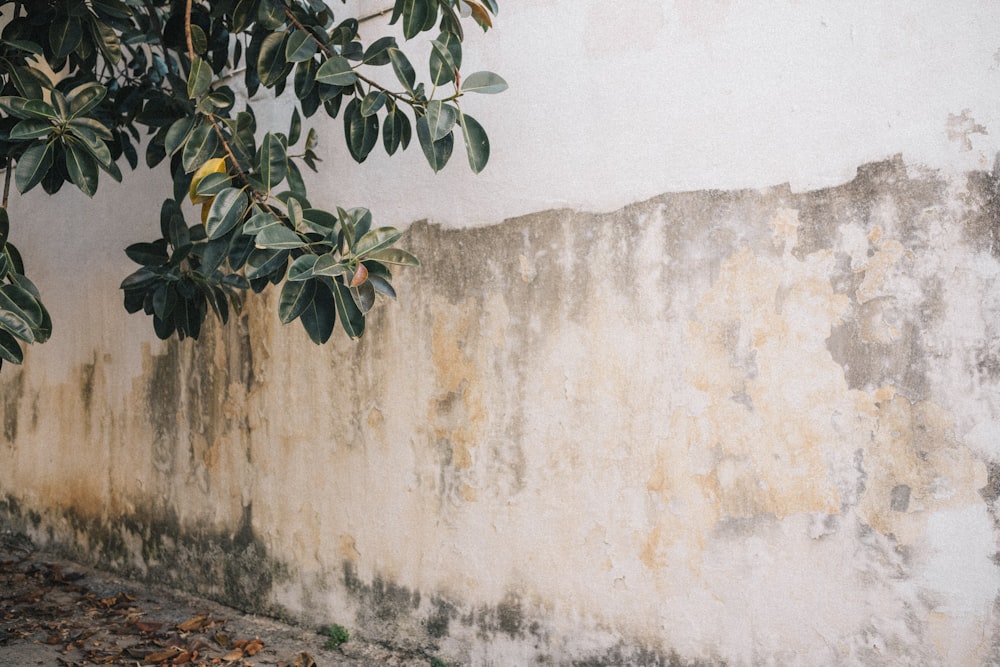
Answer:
[355,227,403,256]
[257,133,288,190]
[15,142,54,194]
[344,98,379,163]
[205,188,249,239]
[331,280,364,338]
[316,56,358,86]
[278,277,317,324]
[285,30,318,62]
[425,100,458,141]
[187,57,213,99]
[0,330,23,364]
[388,49,416,95]
[288,254,319,281]
[255,224,304,250]
[366,247,420,266]
[459,112,490,173]
[299,280,337,343]
[429,33,461,86]
[363,36,397,65]
[415,115,453,172]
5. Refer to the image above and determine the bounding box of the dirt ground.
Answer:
[0,533,436,667]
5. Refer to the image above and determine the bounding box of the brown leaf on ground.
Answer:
[176,614,210,632]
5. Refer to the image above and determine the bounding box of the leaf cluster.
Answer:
[0,0,505,366]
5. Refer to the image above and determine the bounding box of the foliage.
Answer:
[0,0,505,369]
[323,623,349,648]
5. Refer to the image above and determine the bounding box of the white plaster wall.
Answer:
[2,2,1000,665]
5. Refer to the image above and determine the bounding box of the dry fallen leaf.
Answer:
[177,614,210,632]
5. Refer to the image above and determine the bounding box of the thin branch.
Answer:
[2,157,11,210]
[206,115,280,218]
[184,0,195,60]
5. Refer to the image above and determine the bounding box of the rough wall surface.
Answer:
[3,157,1000,665]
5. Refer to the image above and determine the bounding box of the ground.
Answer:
[0,533,431,667]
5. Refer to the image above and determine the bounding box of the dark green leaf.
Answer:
[205,187,249,239]
[425,100,457,141]
[125,240,169,266]
[190,24,208,54]
[298,279,336,343]
[187,57,213,99]
[15,142,54,194]
[0,330,23,364]
[429,33,461,86]
[257,132,287,189]
[245,248,289,279]
[181,123,220,172]
[355,227,403,256]
[50,15,82,59]
[288,254,319,281]
[312,253,349,277]
[289,107,302,145]
[285,30,318,62]
[344,98,379,163]
[401,0,430,40]
[315,55,358,86]
[164,116,196,156]
[278,277,317,324]
[363,36,397,65]
[366,247,420,266]
[255,223,304,249]
[388,49,416,95]
[459,112,490,173]
[194,171,233,199]
[257,31,290,87]
[415,115,453,172]
[67,82,107,118]
[10,120,53,140]
[331,279,364,338]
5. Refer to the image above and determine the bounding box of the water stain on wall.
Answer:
[2,158,999,665]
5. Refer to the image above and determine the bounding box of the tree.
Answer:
[0,0,505,369]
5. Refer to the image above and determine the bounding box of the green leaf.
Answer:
[278,277,317,324]
[65,141,99,197]
[388,49,416,95]
[415,115,453,172]
[0,292,35,343]
[312,253,350,277]
[355,227,403,256]
[343,98,379,163]
[315,55,358,86]
[125,241,169,266]
[187,57,213,99]
[0,284,44,329]
[360,91,387,117]
[289,107,302,146]
[255,223,304,250]
[91,19,122,65]
[299,279,337,343]
[331,279,364,338]
[401,0,430,40]
[366,247,420,266]
[382,105,411,155]
[301,208,339,234]
[0,208,7,248]
[205,188,249,239]
[0,97,56,121]
[245,248,289,279]
[181,123,220,172]
[462,70,508,94]
[429,33,461,86]
[363,36,398,65]
[10,120,53,140]
[50,15,82,59]
[67,117,112,140]
[459,112,490,173]
[7,66,45,100]
[285,30,318,62]
[194,172,233,199]
[257,31,290,87]
[15,142,54,194]
[243,209,281,234]
[257,133,288,190]
[425,100,458,141]
[351,281,376,313]
[164,116,196,156]
[67,82,107,118]
[288,254,319,281]
[0,330,23,364]
[190,24,208,54]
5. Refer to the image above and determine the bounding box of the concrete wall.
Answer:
[3,2,1000,665]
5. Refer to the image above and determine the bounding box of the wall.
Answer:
[3,2,1000,665]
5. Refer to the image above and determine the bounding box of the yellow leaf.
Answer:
[189,157,228,204]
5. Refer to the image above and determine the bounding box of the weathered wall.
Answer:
[4,1,1000,665]
[4,158,1000,664]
